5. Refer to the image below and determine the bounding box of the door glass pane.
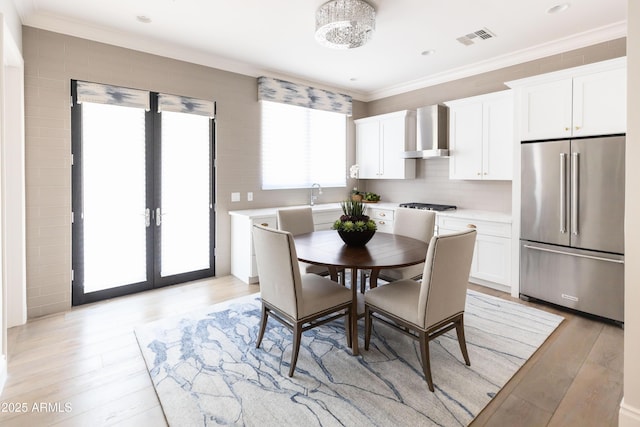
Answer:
[160,111,211,276]
[82,102,147,292]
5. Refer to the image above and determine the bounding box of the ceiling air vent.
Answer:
[456,27,496,46]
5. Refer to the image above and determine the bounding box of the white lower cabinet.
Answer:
[230,214,277,284]
[230,205,342,283]
[367,206,394,233]
[437,214,512,292]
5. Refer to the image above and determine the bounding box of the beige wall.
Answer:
[622,2,640,425]
[23,26,627,318]
[360,38,626,213]
[23,26,365,318]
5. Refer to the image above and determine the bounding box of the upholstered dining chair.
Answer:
[253,224,352,377]
[277,207,344,283]
[364,228,477,391]
[360,208,436,293]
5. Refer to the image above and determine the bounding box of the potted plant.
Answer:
[351,188,363,202]
[332,199,377,246]
[349,164,363,202]
[362,192,381,203]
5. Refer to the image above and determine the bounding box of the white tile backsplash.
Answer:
[364,158,512,213]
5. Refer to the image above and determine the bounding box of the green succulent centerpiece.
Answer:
[332,200,377,246]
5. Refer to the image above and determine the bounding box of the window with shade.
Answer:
[258,77,352,190]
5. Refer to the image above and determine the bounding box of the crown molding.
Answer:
[21,10,626,103]
[363,20,627,102]
[20,11,370,100]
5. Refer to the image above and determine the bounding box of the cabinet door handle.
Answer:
[467,224,477,229]
[378,221,386,225]
[571,152,579,236]
[379,213,386,217]
[260,222,269,227]
[564,127,570,131]
[560,153,567,234]
[575,126,581,131]
[523,244,624,264]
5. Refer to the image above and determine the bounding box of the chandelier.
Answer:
[315,0,376,49]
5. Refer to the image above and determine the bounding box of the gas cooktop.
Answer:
[399,202,457,211]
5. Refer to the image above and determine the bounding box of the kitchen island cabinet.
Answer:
[355,110,416,179]
[437,210,512,293]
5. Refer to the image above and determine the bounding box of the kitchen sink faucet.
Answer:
[310,183,322,206]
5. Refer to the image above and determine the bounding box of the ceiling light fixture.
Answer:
[315,0,376,49]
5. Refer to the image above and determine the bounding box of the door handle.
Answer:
[523,244,624,264]
[156,208,162,226]
[144,208,151,227]
[559,153,566,234]
[571,152,579,235]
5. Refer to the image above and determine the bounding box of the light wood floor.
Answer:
[0,276,623,426]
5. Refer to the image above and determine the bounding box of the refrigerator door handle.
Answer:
[523,244,624,264]
[571,152,579,235]
[560,153,567,234]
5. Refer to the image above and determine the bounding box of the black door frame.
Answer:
[71,81,216,305]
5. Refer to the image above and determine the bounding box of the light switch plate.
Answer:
[231,192,240,202]
[247,192,253,201]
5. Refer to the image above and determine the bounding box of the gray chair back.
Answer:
[277,207,315,236]
[252,225,303,319]
[418,229,476,329]
[394,208,436,242]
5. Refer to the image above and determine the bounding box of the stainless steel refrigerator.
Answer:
[520,135,625,323]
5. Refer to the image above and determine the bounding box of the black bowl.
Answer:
[337,230,376,247]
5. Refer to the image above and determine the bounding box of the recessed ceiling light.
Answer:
[546,3,570,14]
[350,77,358,82]
[136,15,152,24]
[421,50,436,56]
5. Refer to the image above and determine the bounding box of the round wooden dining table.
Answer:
[293,230,429,355]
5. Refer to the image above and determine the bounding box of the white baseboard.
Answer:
[620,398,640,427]
[469,278,511,295]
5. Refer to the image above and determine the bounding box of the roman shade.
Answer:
[258,76,352,116]
[76,81,150,110]
[157,93,215,118]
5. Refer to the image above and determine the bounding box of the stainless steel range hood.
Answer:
[402,104,449,159]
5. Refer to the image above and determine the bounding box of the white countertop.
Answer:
[229,203,342,218]
[437,209,512,223]
[229,202,511,223]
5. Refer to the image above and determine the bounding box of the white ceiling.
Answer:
[14,0,627,101]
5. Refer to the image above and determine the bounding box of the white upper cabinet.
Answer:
[446,90,514,180]
[355,110,416,179]
[512,58,627,141]
[572,68,627,137]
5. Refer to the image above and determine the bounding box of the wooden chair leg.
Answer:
[364,306,372,350]
[419,331,434,392]
[455,315,471,366]
[256,305,269,348]
[289,322,303,377]
[345,307,352,348]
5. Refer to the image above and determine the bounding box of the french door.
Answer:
[71,81,216,305]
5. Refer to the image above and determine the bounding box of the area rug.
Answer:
[135,289,563,426]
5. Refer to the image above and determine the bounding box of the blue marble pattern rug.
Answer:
[135,290,563,426]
